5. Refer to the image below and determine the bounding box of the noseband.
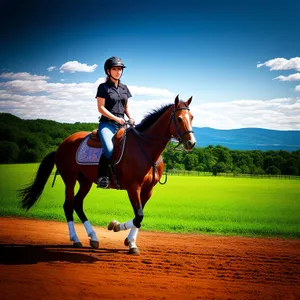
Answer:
[168,106,194,144]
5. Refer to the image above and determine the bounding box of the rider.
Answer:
[96,56,135,188]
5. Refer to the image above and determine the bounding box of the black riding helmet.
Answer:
[104,57,126,75]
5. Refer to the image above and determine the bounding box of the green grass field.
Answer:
[1,163,300,238]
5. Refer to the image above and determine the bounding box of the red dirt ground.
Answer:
[1,217,300,300]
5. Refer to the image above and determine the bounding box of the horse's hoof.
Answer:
[73,242,83,248]
[128,247,140,256]
[124,237,129,246]
[108,220,120,232]
[108,220,118,230]
[90,240,99,249]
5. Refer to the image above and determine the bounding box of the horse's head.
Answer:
[169,95,196,151]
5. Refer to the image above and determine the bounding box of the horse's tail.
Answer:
[18,151,56,211]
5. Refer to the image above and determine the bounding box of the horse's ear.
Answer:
[186,96,193,106]
[175,95,180,107]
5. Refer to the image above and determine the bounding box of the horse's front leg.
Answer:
[108,186,152,255]
[108,218,139,254]
[125,187,153,253]
[108,185,143,255]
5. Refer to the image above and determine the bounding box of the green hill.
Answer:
[0,113,97,163]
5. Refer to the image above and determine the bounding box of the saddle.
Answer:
[87,127,126,148]
[86,127,127,190]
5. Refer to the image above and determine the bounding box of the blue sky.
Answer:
[1,0,300,130]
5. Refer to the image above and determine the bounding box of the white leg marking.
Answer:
[84,220,98,241]
[127,226,139,249]
[120,219,134,231]
[67,221,80,243]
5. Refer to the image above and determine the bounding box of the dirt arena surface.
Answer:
[1,217,300,300]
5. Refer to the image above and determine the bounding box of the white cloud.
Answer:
[273,73,300,81]
[257,58,300,93]
[0,80,49,94]
[0,78,104,99]
[295,85,300,92]
[47,66,56,72]
[0,72,174,124]
[257,57,300,71]
[193,98,300,130]
[59,61,98,73]
[1,71,300,130]
[0,72,49,81]
[129,86,175,97]
[0,93,90,123]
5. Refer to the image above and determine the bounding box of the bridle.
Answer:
[168,105,194,145]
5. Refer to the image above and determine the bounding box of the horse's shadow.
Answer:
[0,244,128,265]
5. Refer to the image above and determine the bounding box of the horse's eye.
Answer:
[178,117,182,122]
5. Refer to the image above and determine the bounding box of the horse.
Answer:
[18,95,196,255]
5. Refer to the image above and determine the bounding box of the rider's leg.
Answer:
[97,154,110,188]
[97,121,116,188]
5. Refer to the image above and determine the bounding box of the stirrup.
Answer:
[97,176,109,189]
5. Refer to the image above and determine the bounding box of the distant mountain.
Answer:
[193,127,300,151]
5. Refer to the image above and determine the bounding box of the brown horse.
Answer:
[19,95,196,255]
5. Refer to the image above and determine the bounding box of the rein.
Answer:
[113,130,127,166]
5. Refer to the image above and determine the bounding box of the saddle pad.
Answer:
[76,134,103,165]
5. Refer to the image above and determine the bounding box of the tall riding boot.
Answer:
[97,154,110,188]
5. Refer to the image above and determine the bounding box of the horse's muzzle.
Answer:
[184,137,196,151]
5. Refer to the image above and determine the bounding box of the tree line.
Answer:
[1,113,299,176]
[163,144,300,176]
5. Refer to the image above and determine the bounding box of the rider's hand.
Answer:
[129,118,135,125]
[118,117,125,125]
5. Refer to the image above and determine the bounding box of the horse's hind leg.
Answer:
[62,177,82,248]
[74,173,99,249]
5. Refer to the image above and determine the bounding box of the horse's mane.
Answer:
[135,103,173,132]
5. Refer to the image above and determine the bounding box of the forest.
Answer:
[1,113,299,176]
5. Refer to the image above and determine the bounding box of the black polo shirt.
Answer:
[96,79,132,122]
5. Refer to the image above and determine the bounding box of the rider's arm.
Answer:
[97,97,124,125]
